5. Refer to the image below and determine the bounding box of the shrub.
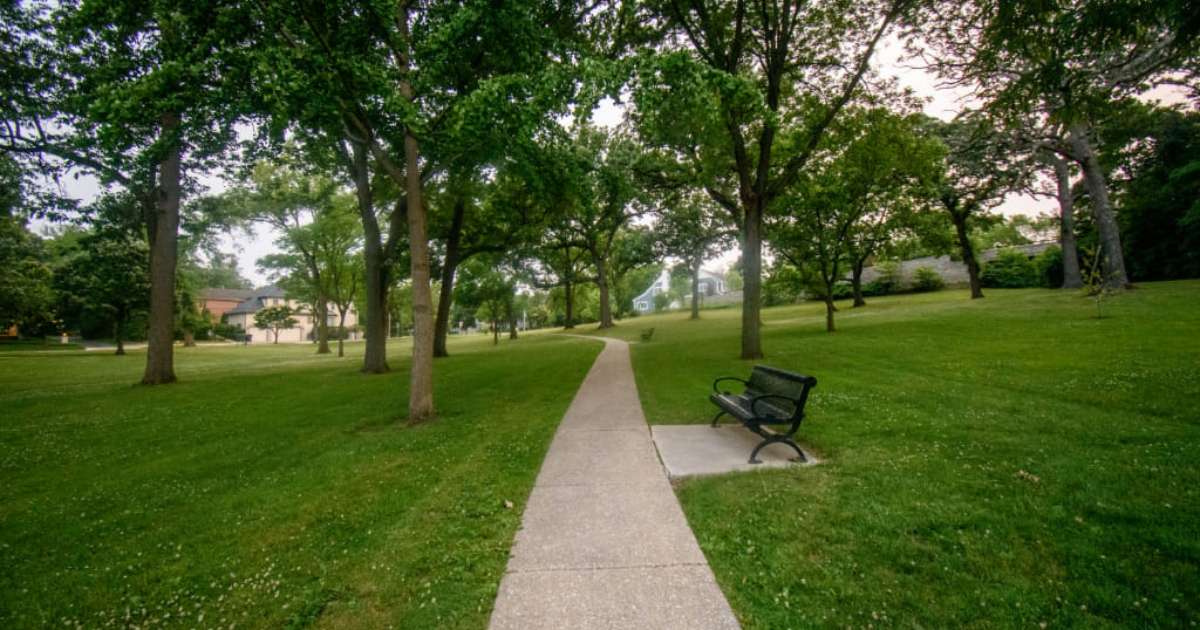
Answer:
[830,281,854,300]
[874,260,901,293]
[861,280,889,297]
[912,266,945,292]
[1034,245,1064,288]
[981,251,1040,288]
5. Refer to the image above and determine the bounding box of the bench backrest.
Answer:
[746,365,817,419]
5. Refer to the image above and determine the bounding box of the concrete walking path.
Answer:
[488,337,741,630]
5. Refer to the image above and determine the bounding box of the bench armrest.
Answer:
[750,394,800,420]
[712,376,748,394]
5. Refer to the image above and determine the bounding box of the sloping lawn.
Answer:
[594,281,1200,628]
[0,334,600,629]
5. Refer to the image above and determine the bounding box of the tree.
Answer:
[234,158,340,354]
[254,306,298,345]
[914,0,1200,289]
[654,191,733,319]
[607,228,657,318]
[928,116,1027,299]
[0,215,56,335]
[632,0,913,358]
[2,1,255,384]
[455,260,515,346]
[772,108,941,330]
[246,0,599,422]
[1030,151,1084,288]
[185,253,252,290]
[55,225,151,355]
[556,127,643,329]
[1101,104,1200,281]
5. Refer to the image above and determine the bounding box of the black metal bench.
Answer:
[710,365,817,464]
[640,328,655,342]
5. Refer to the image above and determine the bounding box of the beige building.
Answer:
[223,286,358,344]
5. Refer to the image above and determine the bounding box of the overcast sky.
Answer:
[41,35,1177,286]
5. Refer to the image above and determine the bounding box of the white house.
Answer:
[633,268,728,313]
[223,286,359,344]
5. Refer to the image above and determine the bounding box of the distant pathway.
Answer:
[488,337,740,630]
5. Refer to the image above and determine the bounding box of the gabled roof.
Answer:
[199,288,255,301]
[226,286,289,315]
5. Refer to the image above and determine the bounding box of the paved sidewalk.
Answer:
[488,337,740,630]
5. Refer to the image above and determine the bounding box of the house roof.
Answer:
[226,286,289,315]
[199,288,255,302]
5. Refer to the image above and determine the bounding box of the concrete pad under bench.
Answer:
[651,424,817,479]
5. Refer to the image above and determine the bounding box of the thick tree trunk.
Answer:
[509,313,518,340]
[950,208,984,299]
[1068,124,1129,289]
[1052,155,1083,289]
[351,141,390,374]
[690,260,701,320]
[563,277,575,329]
[273,327,279,344]
[595,256,613,329]
[740,204,764,359]
[141,113,181,385]
[824,293,836,333]
[851,259,867,307]
[404,130,435,423]
[183,330,195,347]
[492,319,499,345]
[434,199,465,358]
[114,318,125,356]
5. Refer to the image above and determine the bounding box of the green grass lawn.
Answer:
[0,339,85,354]
[592,281,1200,628]
[0,333,600,629]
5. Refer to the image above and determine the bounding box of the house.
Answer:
[632,268,728,313]
[221,286,359,344]
[197,288,255,322]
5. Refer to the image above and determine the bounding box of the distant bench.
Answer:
[710,365,817,464]
[640,328,655,342]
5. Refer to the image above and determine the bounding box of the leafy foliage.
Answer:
[981,251,1040,288]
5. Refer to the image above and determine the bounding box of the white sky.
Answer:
[39,36,1184,285]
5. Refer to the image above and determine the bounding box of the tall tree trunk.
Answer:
[404,129,435,423]
[1068,124,1129,289]
[114,318,125,356]
[337,310,347,357]
[434,199,465,358]
[492,318,499,345]
[851,258,867,307]
[690,259,701,320]
[141,112,181,385]
[824,293,836,333]
[740,203,764,358]
[183,330,195,347]
[563,276,575,329]
[509,312,518,340]
[273,327,279,344]
[351,140,389,374]
[950,207,984,299]
[314,299,330,354]
[1051,155,1083,289]
[595,255,613,329]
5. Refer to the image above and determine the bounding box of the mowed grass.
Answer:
[592,281,1200,628]
[0,333,600,629]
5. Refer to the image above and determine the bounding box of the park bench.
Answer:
[640,328,655,342]
[710,365,817,464]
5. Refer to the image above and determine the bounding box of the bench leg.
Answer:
[710,410,727,428]
[748,435,807,465]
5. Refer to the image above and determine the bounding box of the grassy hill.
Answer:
[589,282,1200,628]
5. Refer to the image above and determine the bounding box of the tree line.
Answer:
[2,0,1197,423]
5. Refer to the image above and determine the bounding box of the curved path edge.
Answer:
[487,336,741,630]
